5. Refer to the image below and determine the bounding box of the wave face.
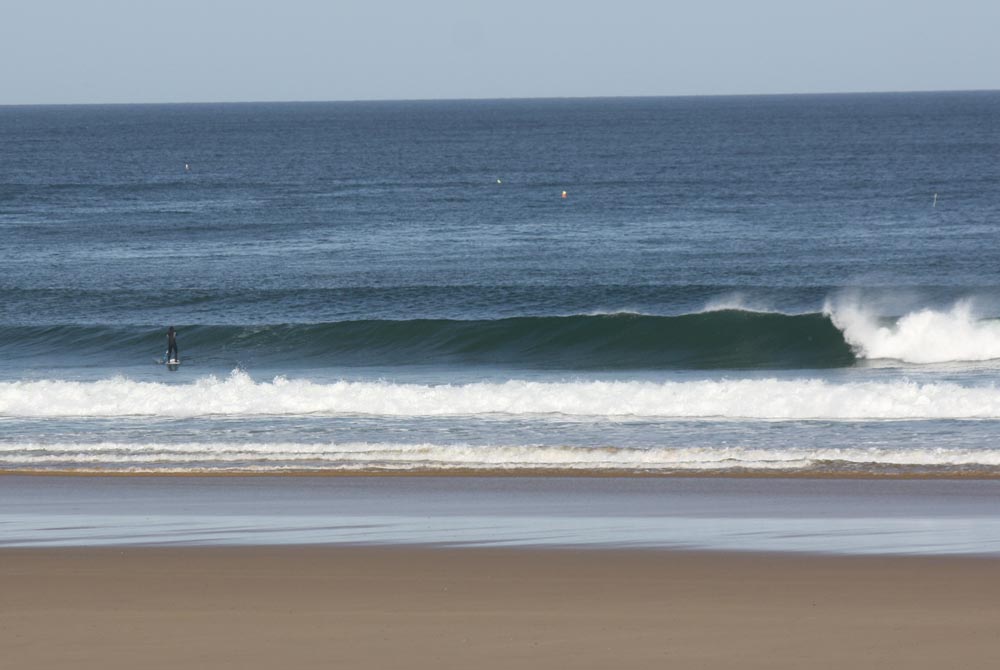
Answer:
[4,371,1000,420]
[0,311,854,370]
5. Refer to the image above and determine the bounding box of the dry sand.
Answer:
[2,546,999,669]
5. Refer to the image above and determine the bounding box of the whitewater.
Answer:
[827,299,1000,364]
[3,440,1000,475]
[3,370,1000,420]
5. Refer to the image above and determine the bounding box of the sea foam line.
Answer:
[3,371,1000,419]
[2,441,1000,472]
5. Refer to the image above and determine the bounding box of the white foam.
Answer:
[3,370,1000,419]
[827,299,1000,364]
[3,441,1000,473]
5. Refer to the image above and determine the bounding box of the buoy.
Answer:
[497,178,502,184]
[184,163,190,172]
[933,192,938,208]
[561,190,567,199]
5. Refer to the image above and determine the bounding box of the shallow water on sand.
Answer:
[3,476,999,555]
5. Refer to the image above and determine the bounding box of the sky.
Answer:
[1,0,998,105]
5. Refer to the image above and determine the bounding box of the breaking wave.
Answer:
[4,300,999,371]
[827,299,1000,364]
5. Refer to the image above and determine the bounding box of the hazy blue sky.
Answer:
[2,0,998,104]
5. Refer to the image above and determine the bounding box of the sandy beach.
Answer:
[3,546,999,669]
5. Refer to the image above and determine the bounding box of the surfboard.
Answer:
[155,356,181,366]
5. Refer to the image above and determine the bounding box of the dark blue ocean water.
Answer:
[2,92,1000,474]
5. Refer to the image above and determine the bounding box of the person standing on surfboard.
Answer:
[166,326,179,363]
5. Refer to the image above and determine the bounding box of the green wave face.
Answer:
[0,311,856,371]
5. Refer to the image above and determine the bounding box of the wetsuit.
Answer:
[167,328,179,362]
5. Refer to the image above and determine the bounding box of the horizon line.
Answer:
[2,87,997,109]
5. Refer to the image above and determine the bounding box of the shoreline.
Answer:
[4,545,1000,669]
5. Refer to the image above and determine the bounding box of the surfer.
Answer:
[166,326,179,363]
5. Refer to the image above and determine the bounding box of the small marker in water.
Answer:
[185,163,190,172]
[497,178,502,184]
[933,192,938,208]
[561,190,567,199]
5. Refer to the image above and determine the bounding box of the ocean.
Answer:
[2,92,1000,478]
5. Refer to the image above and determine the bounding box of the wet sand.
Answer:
[3,546,1000,669]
